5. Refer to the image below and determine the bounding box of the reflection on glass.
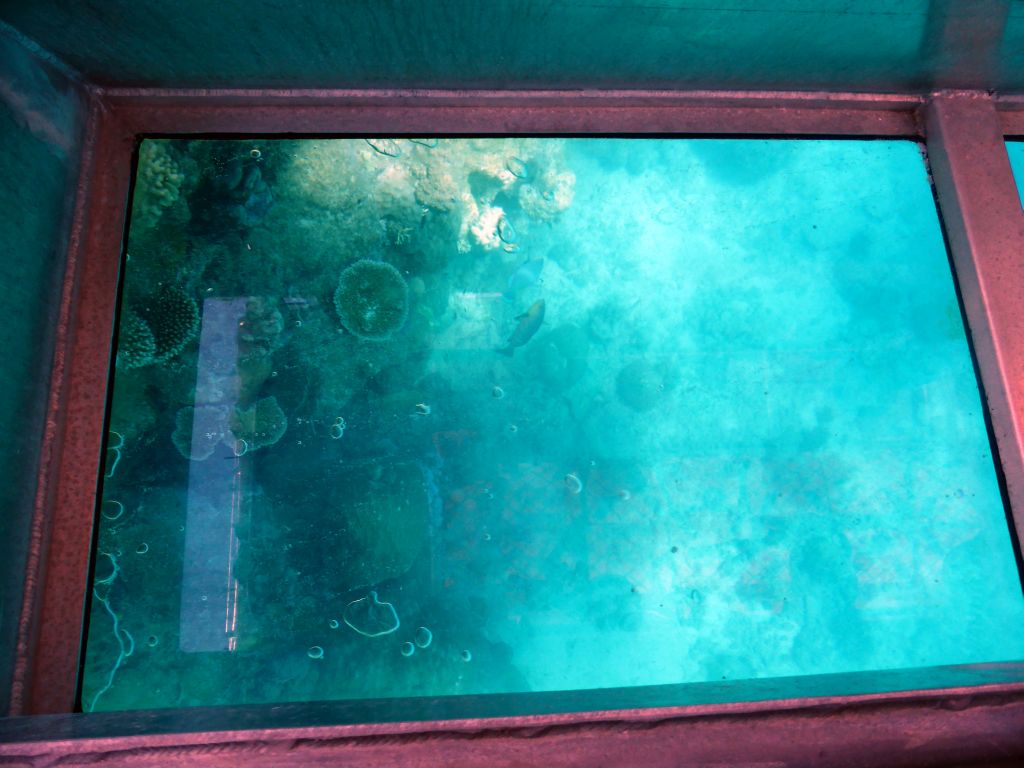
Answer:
[81,138,1024,712]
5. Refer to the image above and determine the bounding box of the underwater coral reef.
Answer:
[82,137,1024,714]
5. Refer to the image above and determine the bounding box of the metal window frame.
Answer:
[3,88,1024,766]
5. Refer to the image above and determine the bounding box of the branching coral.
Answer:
[115,286,198,370]
[238,297,285,361]
[269,138,576,272]
[138,284,200,364]
[131,141,186,233]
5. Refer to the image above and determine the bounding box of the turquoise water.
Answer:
[1008,139,1024,204]
[82,137,1024,712]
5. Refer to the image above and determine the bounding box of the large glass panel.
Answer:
[82,137,1024,713]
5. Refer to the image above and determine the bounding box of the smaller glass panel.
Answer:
[81,137,1024,714]
[1007,139,1024,205]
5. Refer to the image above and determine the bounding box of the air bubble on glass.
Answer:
[414,626,433,649]
[308,646,324,660]
[101,500,125,521]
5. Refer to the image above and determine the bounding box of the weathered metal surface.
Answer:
[10,101,133,717]
[0,22,88,718]
[924,91,1024,576]
[103,87,922,136]
[1,683,1023,766]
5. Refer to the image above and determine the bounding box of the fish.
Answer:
[504,258,544,299]
[497,299,545,355]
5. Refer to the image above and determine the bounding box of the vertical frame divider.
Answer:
[924,91,1024,566]
[12,97,134,716]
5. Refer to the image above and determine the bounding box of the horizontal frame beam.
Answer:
[2,681,1024,766]
[101,87,924,136]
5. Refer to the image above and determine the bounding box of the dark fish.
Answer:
[497,299,545,356]
[504,257,544,299]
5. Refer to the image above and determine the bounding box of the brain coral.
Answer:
[334,259,409,341]
[138,284,200,363]
[116,309,157,370]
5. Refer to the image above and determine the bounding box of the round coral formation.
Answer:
[615,360,674,412]
[333,259,409,341]
[138,284,200,363]
[116,309,157,370]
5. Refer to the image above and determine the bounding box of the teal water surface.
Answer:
[82,137,1024,712]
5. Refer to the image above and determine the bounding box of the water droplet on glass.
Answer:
[329,619,340,629]
[492,386,505,399]
[414,626,433,648]
[400,641,416,657]
[460,649,472,662]
[147,635,159,647]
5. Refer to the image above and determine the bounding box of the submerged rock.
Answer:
[329,461,430,588]
[532,323,590,391]
[615,360,676,412]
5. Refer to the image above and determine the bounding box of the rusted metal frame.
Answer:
[1,683,1023,766]
[995,95,1024,134]
[102,87,922,136]
[13,89,1024,763]
[924,91,1024,568]
[11,93,136,718]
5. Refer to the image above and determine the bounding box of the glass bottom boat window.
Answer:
[1007,138,1024,205]
[81,137,1024,713]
